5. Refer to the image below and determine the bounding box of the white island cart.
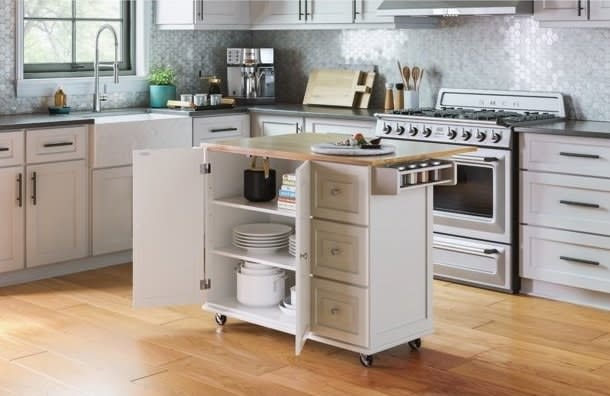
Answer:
[132,133,474,366]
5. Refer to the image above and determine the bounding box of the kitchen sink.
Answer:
[76,109,188,123]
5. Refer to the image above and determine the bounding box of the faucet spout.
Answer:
[93,24,120,112]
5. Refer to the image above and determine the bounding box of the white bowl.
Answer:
[243,262,272,270]
[236,270,286,307]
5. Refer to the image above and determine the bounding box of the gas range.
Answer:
[375,88,566,149]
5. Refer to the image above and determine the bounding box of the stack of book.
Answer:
[277,174,296,211]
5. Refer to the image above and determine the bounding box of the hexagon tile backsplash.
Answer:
[1,3,609,121]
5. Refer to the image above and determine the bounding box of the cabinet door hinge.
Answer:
[200,163,211,174]
[200,279,211,290]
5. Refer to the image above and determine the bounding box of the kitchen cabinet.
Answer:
[92,167,132,256]
[0,166,24,273]
[133,133,469,364]
[520,133,610,300]
[192,114,250,146]
[26,160,89,267]
[156,0,250,28]
[250,0,352,25]
[355,0,393,23]
[534,0,610,24]
[305,117,376,135]
[251,113,304,136]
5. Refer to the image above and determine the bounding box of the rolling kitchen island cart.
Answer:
[132,133,474,366]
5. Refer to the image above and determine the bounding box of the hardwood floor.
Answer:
[1,264,609,396]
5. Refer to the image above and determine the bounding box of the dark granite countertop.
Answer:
[0,112,96,131]
[247,104,383,120]
[514,120,610,139]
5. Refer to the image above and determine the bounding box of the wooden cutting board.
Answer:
[303,69,369,107]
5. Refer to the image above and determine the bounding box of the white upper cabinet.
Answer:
[355,0,393,23]
[250,0,306,25]
[534,0,610,23]
[156,0,250,28]
[306,0,353,24]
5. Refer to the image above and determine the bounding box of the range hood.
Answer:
[377,1,533,17]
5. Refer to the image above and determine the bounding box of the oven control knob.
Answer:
[409,126,418,136]
[397,125,406,135]
[448,129,457,140]
[462,130,472,140]
[476,131,487,142]
[423,127,432,137]
[491,131,502,143]
[383,124,392,134]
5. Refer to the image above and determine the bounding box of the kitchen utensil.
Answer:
[354,71,376,109]
[384,83,394,111]
[397,60,407,87]
[411,66,421,91]
[243,157,276,202]
[303,69,366,107]
[402,66,411,91]
[394,83,404,110]
[404,90,419,109]
[418,69,425,90]
[233,223,292,237]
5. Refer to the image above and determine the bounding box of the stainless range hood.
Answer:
[377,1,533,17]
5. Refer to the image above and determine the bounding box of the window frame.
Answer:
[22,0,136,79]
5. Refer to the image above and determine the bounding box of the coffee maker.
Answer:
[227,48,275,104]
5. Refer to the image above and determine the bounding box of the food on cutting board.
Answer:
[336,133,382,149]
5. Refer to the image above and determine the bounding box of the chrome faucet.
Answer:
[93,24,120,112]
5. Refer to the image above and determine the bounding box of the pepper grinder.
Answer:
[394,83,404,111]
[384,83,394,111]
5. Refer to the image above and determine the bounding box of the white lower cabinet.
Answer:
[251,113,376,137]
[0,166,25,273]
[92,167,133,256]
[251,113,304,136]
[192,114,250,146]
[305,117,376,135]
[133,145,433,361]
[26,160,89,267]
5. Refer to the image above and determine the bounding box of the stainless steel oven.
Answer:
[434,148,511,244]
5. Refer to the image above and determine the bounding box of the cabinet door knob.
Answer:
[330,187,342,196]
[330,307,339,315]
[330,248,342,256]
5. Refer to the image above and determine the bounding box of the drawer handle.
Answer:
[210,128,238,133]
[559,200,600,209]
[16,173,23,207]
[0,147,9,152]
[330,248,342,256]
[31,171,37,206]
[330,307,339,315]
[330,188,342,196]
[560,256,600,266]
[43,142,73,148]
[559,152,600,159]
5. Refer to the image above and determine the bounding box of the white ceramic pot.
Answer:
[236,269,286,307]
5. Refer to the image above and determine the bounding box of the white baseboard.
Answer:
[0,251,132,288]
[521,278,610,311]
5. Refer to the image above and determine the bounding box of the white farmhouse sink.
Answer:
[93,112,186,124]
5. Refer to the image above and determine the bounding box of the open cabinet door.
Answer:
[133,147,204,308]
[295,161,311,355]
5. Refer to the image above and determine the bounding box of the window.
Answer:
[23,0,134,79]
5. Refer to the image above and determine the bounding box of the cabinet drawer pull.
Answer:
[330,188,342,196]
[31,171,37,205]
[43,141,73,148]
[560,256,599,266]
[559,152,600,159]
[0,147,9,152]
[577,0,584,16]
[330,307,339,315]
[16,173,22,207]
[330,248,342,256]
[559,200,600,209]
[210,127,238,133]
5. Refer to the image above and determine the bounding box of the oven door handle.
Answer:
[433,241,501,257]
[451,154,499,163]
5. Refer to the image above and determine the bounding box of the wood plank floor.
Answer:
[1,264,610,396]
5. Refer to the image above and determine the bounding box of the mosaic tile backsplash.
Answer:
[0,0,609,121]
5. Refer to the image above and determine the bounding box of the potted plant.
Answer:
[148,66,177,108]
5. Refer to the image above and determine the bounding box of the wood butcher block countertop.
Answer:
[204,133,476,167]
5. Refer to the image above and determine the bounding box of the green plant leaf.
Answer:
[148,65,176,85]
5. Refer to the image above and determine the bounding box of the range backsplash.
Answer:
[1,1,609,121]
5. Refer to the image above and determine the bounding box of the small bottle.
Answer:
[384,83,394,112]
[54,87,67,107]
[394,83,404,111]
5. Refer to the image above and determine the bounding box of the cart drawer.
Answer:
[312,278,369,347]
[521,133,610,178]
[521,226,610,293]
[312,162,369,226]
[0,131,24,167]
[312,219,368,287]
[26,126,87,164]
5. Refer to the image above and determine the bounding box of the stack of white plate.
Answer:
[288,234,296,256]
[278,295,296,316]
[233,223,292,253]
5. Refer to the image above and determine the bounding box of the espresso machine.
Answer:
[227,48,275,104]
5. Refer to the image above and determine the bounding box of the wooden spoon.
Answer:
[402,66,410,91]
[396,60,408,87]
[418,68,424,90]
[411,66,420,91]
